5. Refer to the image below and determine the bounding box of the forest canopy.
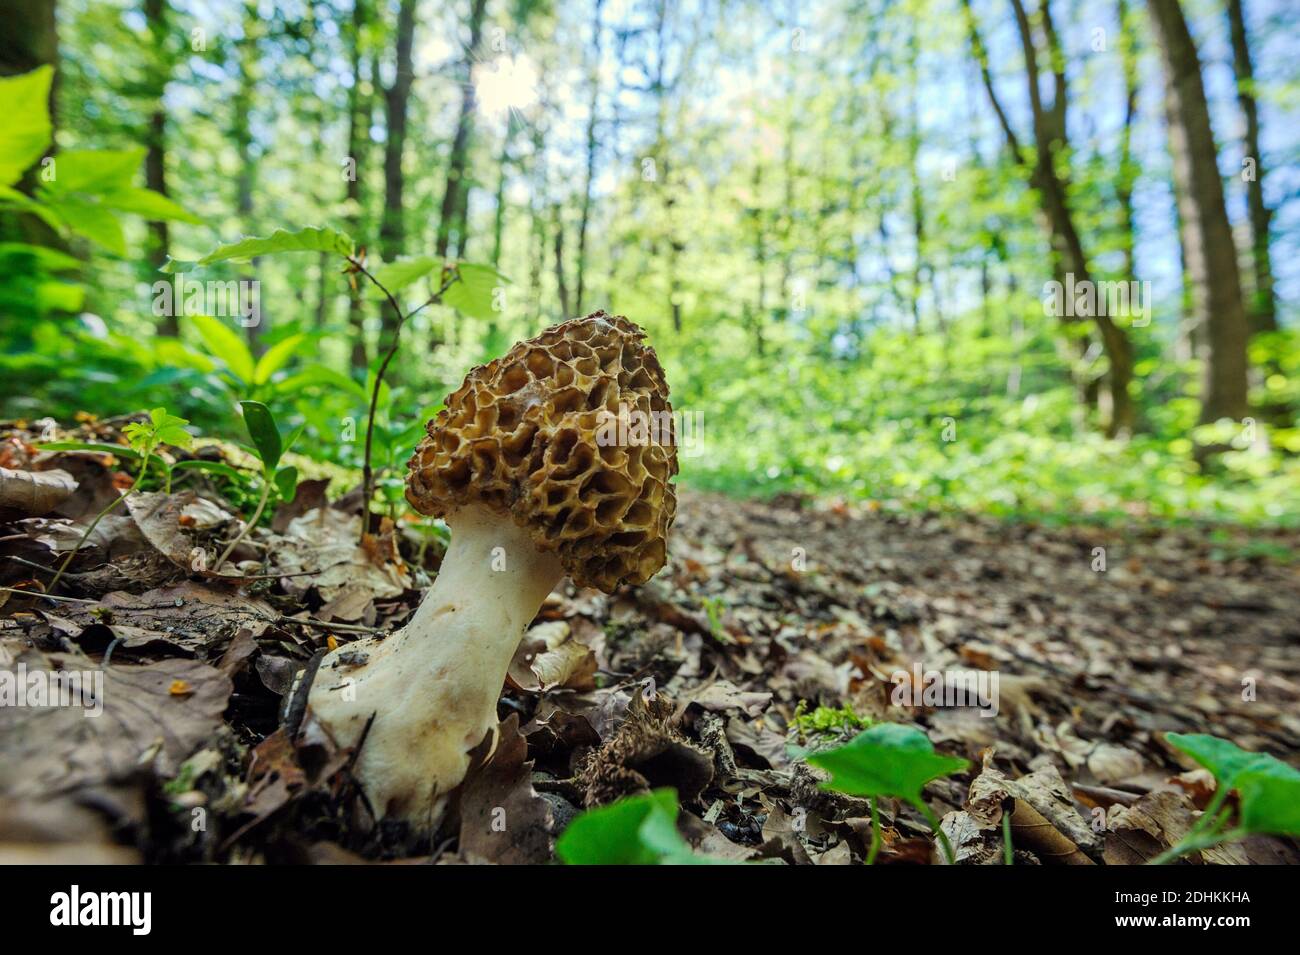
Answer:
[1,0,1297,525]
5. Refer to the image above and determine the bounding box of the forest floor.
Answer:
[2,416,1298,864]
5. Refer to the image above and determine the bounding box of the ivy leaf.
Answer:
[191,314,255,384]
[239,400,282,472]
[162,227,355,273]
[441,262,508,320]
[0,67,53,187]
[806,722,969,802]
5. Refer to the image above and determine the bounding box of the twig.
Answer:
[0,587,97,604]
[211,474,272,572]
[346,255,460,544]
[276,615,382,635]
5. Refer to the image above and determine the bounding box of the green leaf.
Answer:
[253,334,307,385]
[1165,733,1276,791]
[0,185,65,233]
[0,241,82,272]
[1167,733,1300,837]
[0,67,53,187]
[370,255,441,295]
[441,263,508,320]
[239,400,282,471]
[807,723,969,802]
[162,226,355,273]
[45,197,127,255]
[557,789,696,865]
[36,441,140,460]
[191,314,255,384]
[34,279,85,313]
[274,364,369,404]
[1237,765,1300,836]
[41,148,144,195]
[96,187,202,224]
[274,465,299,502]
[171,459,244,483]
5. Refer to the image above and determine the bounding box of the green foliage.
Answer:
[790,701,873,740]
[238,400,300,499]
[1160,733,1300,856]
[808,723,968,803]
[0,67,53,186]
[556,788,730,865]
[123,407,194,456]
[807,722,968,864]
[0,68,197,258]
[162,226,356,273]
[441,263,508,320]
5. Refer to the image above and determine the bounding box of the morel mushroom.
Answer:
[306,312,678,830]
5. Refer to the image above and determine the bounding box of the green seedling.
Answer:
[700,595,734,644]
[47,407,193,589]
[556,788,735,865]
[791,701,873,741]
[1151,733,1300,864]
[806,722,969,865]
[212,400,302,572]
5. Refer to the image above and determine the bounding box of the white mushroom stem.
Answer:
[306,503,563,831]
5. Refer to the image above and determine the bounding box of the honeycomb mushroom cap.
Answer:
[407,311,678,592]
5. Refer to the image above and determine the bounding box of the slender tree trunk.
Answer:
[435,0,488,261]
[234,2,260,354]
[552,203,571,319]
[963,0,1135,435]
[748,161,767,357]
[1116,0,1139,285]
[1148,0,1250,424]
[490,118,514,269]
[379,0,417,337]
[907,22,925,334]
[142,0,175,333]
[345,0,372,370]
[574,0,605,316]
[1225,0,1276,336]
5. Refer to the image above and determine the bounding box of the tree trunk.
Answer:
[574,0,605,316]
[552,204,571,319]
[435,0,488,261]
[1147,0,1250,424]
[1225,0,1276,336]
[143,0,174,333]
[345,0,372,370]
[1116,0,1139,285]
[379,0,417,337]
[963,0,1135,435]
[1,0,60,249]
[234,2,260,354]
